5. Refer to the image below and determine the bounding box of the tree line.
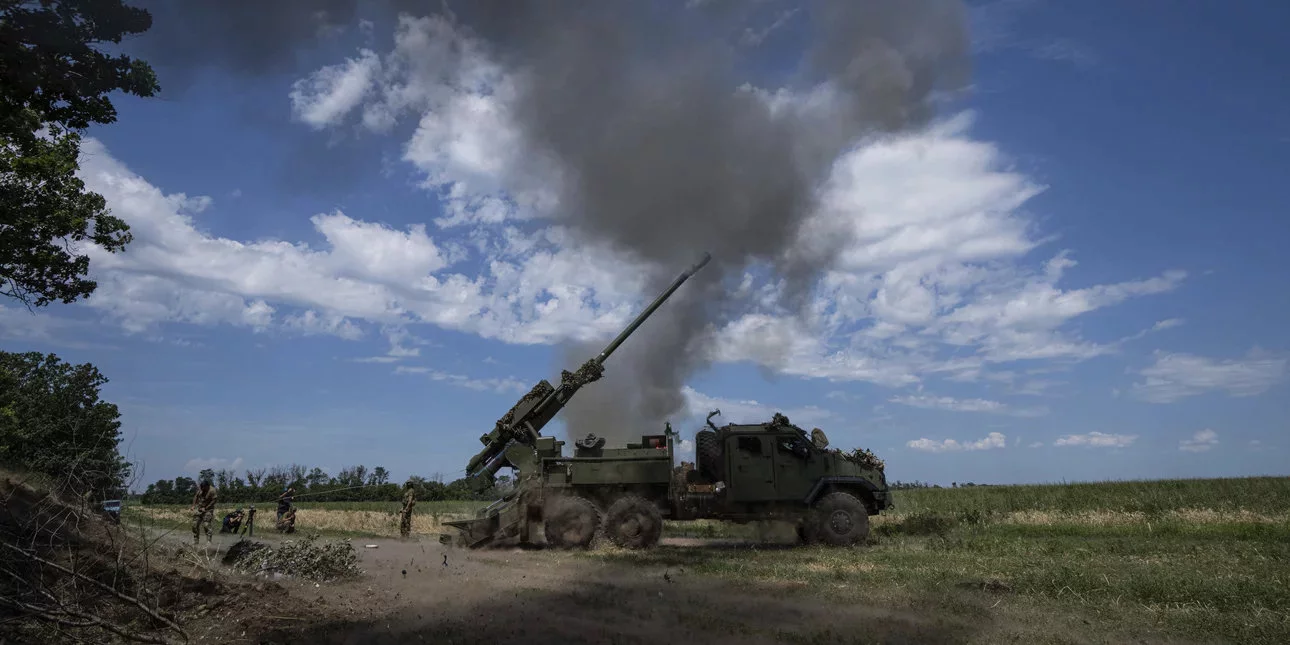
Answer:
[135,465,514,505]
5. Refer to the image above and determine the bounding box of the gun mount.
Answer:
[462,252,712,491]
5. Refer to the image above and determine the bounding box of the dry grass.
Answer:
[126,505,477,538]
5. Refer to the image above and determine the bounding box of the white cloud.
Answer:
[907,431,1006,453]
[1028,441,1043,448]
[393,365,528,395]
[40,14,1188,398]
[72,137,649,346]
[185,457,244,474]
[1130,350,1286,403]
[1053,432,1136,448]
[680,386,834,428]
[289,48,382,129]
[1179,429,1219,453]
[889,393,1047,417]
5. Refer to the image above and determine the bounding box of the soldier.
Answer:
[811,427,830,450]
[277,486,295,522]
[399,481,417,539]
[220,507,244,533]
[276,505,297,533]
[190,479,218,545]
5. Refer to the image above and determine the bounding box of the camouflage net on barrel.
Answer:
[561,359,605,389]
[495,380,556,429]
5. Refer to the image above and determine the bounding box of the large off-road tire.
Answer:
[802,491,870,546]
[695,430,723,480]
[603,495,663,549]
[543,495,601,549]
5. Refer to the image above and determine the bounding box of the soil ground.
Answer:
[168,530,1206,645]
[198,536,975,645]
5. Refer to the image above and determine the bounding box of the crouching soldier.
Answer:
[220,507,244,533]
[190,479,218,545]
[276,505,297,534]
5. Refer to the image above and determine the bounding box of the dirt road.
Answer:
[202,536,980,645]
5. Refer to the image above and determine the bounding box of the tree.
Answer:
[1,0,159,307]
[0,350,129,496]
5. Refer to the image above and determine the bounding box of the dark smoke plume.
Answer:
[437,1,972,441]
[125,0,971,441]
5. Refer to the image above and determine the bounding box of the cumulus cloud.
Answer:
[1179,429,1219,453]
[1130,349,1286,403]
[907,432,1006,453]
[73,137,648,345]
[889,393,1047,417]
[49,12,1190,401]
[1053,432,1137,448]
[393,365,528,395]
[680,386,834,428]
[289,48,382,129]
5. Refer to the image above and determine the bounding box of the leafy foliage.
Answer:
[841,446,885,471]
[0,350,129,496]
[0,0,159,307]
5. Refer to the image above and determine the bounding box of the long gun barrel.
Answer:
[464,253,712,483]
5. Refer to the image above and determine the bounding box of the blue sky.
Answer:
[2,0,1287,490]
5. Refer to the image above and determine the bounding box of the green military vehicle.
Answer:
[444,253,890,550]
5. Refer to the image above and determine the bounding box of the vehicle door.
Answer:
[727,434,777,501]
[771,433,818,501]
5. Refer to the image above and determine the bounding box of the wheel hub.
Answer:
[621,516,642,537]
[830,509,853,533]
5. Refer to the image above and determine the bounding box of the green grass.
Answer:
[888,476,1290,515]
[601,476,1290,644]
[126,477,1290,642]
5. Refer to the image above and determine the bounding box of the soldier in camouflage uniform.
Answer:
[398,481,416,539]
[190,479,218,545]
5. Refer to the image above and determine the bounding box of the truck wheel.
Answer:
[696,431,723,480]
[803,491,869,546]
[603,495,663,549]
[543,496,600,549]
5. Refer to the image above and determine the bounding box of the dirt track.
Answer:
[195,535,982,645]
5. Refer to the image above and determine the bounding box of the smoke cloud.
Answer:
[447,0,973,441]
[125,0,972,442]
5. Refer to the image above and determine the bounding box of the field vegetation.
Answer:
[609,476,1290,644]
[123,476,1290,642]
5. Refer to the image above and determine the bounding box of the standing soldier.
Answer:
[190,479,218,546]
[277,486,295,522]
[399,481,416,539]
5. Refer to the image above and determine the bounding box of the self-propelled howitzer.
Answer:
[461,252,712,492]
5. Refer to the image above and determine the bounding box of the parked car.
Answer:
[101,499,121,524]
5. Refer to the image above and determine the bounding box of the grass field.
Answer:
[609,477,1290,644]
[126,477,1290,643]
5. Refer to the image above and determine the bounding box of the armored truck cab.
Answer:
[670,412,891,546]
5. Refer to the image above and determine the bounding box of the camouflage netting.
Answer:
[224,535,360,582]
[561,359,605,389]
[842,447,886,471]
[495,380,556,429]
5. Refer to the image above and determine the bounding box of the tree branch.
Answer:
[0,595,178,645]
[0,540,188,641]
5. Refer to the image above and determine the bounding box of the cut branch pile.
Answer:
[223,534,360,582]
